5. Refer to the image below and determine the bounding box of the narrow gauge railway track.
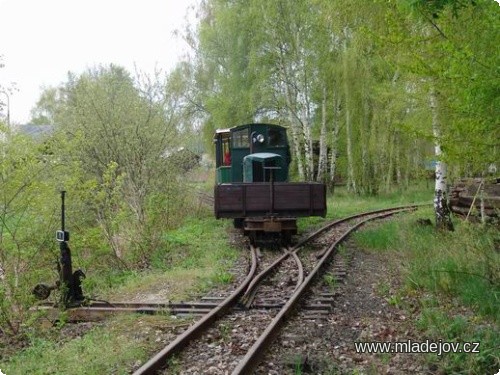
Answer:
[35,300,273,321]
[36,300,288,322]
[133,205,420,375]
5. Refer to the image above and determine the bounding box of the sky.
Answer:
[0,0,196,124]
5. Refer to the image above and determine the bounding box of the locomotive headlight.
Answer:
[256,134,265,143]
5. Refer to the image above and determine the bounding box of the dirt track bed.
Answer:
[256,237,430,375]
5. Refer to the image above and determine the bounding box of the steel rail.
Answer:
[289,249,304,293]
[37,301,221,309]
[231,208,414,374]
[133,245,259,375]
[36,301,286,322]
[241,246,304,309]
[293,204,422,250]
[37,305,214,322]
[241,249,288,304]
[241,246,287,308]
[239,204,419,309]
[313,207,415,259]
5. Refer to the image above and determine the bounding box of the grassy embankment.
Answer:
[354,207,499,374]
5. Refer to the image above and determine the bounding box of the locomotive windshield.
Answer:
[232,129,249,148]
[268,128,285,147]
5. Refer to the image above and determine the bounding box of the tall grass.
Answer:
[3,315,168,375]
[354,208,499,374]
[329,182,433,219]
[398,211,499,320]
[298,182,433,232]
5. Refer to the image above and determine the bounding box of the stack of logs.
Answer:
[449,178,500,220]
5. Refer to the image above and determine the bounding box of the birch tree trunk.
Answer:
[301,116,314,181]
[316,87,328,182]
[360,92,373,194]
[345,95,355,193]
[298,37,314,181]
[385,129,395,192]
[343,40,356,193]
[480,177,486,224]
[280,55,305,180]
[395,132,402,186]
[430,88,454,231]
[287,115,305,180]
[329,92,341,191]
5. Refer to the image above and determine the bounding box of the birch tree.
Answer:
[430,87,454,230]
[261,0,319,180]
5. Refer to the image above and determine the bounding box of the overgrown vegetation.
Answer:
[1,205,239,374]
[179,0,499,187]
[0,65,206,341]
[298,182,433,232]
[3,314,177,375]
[354,210,499,374]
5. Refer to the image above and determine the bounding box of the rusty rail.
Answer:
[239,205,419,310]
[231,207,416,374]
[132,245,259,375]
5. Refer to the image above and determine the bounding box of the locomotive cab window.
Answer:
[268,128,285,147]
[232,129,249,148]
[222,139,231,165]
[214,129,231,168]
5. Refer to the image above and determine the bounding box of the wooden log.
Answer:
[449,178,500,218]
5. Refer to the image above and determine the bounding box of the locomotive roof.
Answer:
[214,123,286,134]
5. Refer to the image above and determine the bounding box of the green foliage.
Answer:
[373,209,500,320]
[0,64,205,340]
[31,64,201,266]
[298,182,433,233]
[409,0,478,18]
[162,215,238,271]
[2,211,241,372]
[405,220,499,318]
[323,273,338,290]
[0,133,61,335]
[213,270,234,284]
[188,0,498,189]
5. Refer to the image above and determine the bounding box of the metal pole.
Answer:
[263,166,281,216]
[61,190,66,231]
[59,191,73,305]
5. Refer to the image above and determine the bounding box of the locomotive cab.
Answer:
[215,124,290,184]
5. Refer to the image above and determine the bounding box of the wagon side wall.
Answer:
[214,182,327,218]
